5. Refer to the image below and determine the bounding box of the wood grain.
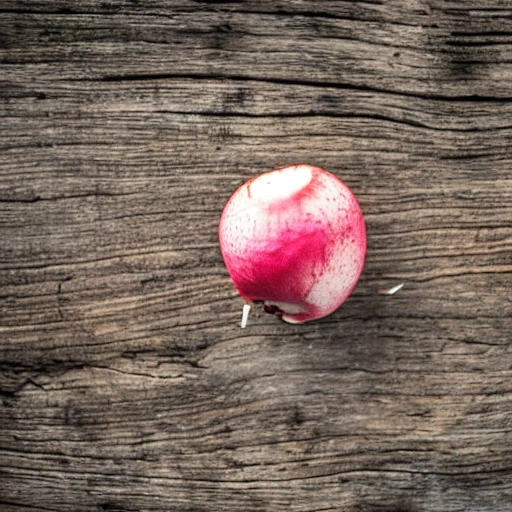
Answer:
[1,1,512,511]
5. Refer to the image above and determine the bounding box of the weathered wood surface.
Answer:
[1,1,512,511]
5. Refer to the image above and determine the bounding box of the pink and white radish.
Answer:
[219,164,366,325]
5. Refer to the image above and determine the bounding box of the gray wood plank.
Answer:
[1,1,512,511]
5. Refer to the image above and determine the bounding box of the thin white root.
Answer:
[241,304,251,328]
[378,283,404,295]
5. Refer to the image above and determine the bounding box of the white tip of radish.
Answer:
[241,303,251,328]
[248,165,312,202]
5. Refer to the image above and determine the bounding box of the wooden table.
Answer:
[1,2,511,511]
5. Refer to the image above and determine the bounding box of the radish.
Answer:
[219,164,366,325]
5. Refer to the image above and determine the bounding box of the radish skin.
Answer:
[219,164,366,324]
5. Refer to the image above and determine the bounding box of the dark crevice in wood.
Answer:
[0,8,77,15]
[447,40,512,46]
[438,152,509,160]
[448,59,512,65]
[0,500,55,512]
[451,31,512,38]
[148,109,512,132]
[190,0,244,4]
[217,6,406,25]
[0,191,137,203]
[0,196,42,203]
[96,73,512,102]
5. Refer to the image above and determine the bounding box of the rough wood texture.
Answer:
[1,1,512,511]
